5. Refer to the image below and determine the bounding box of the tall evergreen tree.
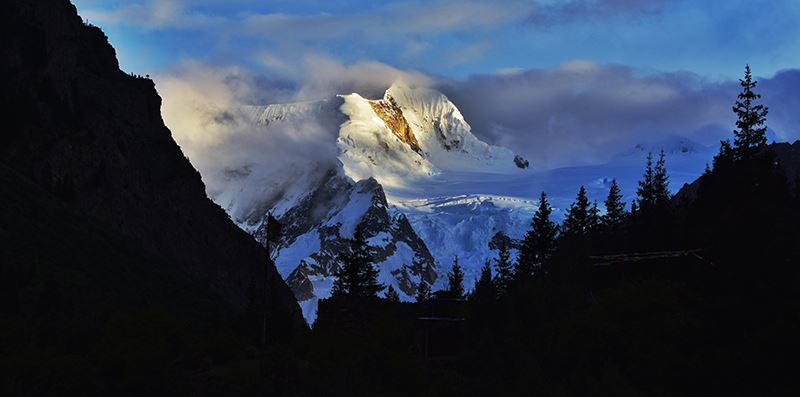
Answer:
[637,152,656,212]
[733,65,769,159]
[653,150,671,207]
[516,192,559,277]
[714,139,735,170]
[494,240,514,296]
[602,179,626,228]
[589,201,601,232]
[637,151,670,212]
[415,281,431,303]
[562,186,593,236]
[331,229,385,298]
[447,256,465,299]
[384,284,400,302]
[471,260,495,302]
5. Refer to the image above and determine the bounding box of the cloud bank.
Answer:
[158,62,340,220]
[441,63,800,169]
[439,61,740,168]
[157,57,436,219]
[160,57,800,192]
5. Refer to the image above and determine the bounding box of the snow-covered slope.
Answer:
[336,83,526,190]
[216,82,532,325]
[207,81,710,325]
[384,83,521,173]
[395,195,538,290]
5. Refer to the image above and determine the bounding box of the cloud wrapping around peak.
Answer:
[293,55,434,101]
[440,62,800,168]
[157,62,342,219]
[158,58,800,185]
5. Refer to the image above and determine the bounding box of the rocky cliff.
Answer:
[252,170,437,323]
[370,95,423,155]
[1,0,304,337]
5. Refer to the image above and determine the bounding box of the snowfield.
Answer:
[209,82,711,324]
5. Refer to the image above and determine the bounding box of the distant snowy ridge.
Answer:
[217,82,538,324]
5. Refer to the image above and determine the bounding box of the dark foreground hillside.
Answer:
[3,0,800,396]
[303,142,800,397]
[1,0,304,394]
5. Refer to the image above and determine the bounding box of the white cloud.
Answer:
[157,62,340,217]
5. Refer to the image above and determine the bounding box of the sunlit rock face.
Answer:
[256,170,438,324]
[370,95,422,155]
[209,82,532,324]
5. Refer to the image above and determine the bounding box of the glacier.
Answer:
[205,81,712,324]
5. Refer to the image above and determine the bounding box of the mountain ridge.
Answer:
[1,0,304,336]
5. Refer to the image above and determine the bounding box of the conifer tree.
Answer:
[384,284,400,302]
[447,256,465,299]
[636,151,670,213]
[415,281,431,303]
[516,192,559,277]
[589,201,601,232]
[471,260,495,302]
[602,179,626,228]
[733,65,768,159]
[494,240,514,296]
[331,229,385,298]
[714,139,735,170]
[653,150,671,207]
[637,152,656,212]
[562,186,593,236]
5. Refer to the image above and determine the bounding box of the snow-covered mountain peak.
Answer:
[213,82,537,324]
[380,82,526,173]
[241,97,343,126]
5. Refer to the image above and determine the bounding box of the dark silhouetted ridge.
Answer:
[1,0,304,392]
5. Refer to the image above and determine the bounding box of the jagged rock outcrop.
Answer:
[274,172,436,293]
[370,95,423,155]
[247,169,437,322]
[489,231,522,251]
[514,155,530,169]
[1,0,304,334]
[286,261,315,301]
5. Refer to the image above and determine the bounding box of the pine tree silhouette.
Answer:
[653,150,671,207]
[733,65,768,159]
[384,284,400,302]
[415,281,431,303]
[602,179,626,229]
[589,201,600,232]
[636,151,670,213]
[494,240,514,296]
[447,256,465,299]
[713,139,735,171]
[562,186,593,236]
[471,260,495,303]
[517,192,558,278]
[331,229,385,298]
[637,152,656,212]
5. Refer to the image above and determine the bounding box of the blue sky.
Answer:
[72,0,800,168]
[74,0,800,79]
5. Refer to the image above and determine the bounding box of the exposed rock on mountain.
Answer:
[247,169,437,323]
[203,82,530,323]
[370,95,422,155]
[514,155,531,169]
[1,0,304,341]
